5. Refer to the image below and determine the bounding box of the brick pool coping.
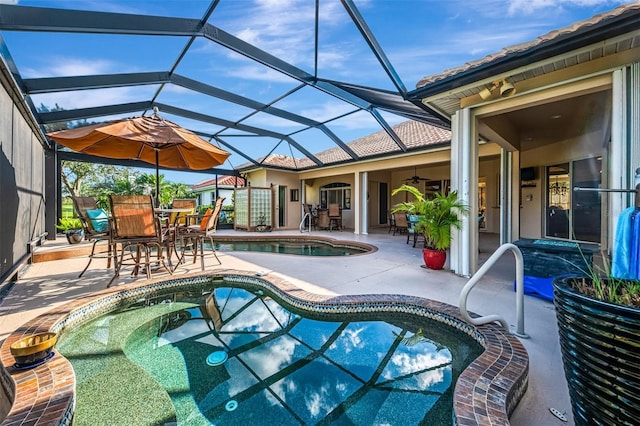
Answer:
[0,269,528,425]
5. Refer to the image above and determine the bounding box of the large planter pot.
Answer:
[422,248,446,270]
[65,229,84,244]
[553,276,640,425]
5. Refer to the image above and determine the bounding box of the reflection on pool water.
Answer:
[57,282,482,425]
[212,240,368,256]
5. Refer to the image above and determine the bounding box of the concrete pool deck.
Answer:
[0,228,572,425]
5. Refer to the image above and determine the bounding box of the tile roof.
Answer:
[241,120,451,170]
[416,3,640,88]
[191,175,245,189]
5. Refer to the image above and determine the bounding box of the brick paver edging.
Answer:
[0,269,528,425]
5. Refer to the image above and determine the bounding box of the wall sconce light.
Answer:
[478,79,517,100]
[499,79,516,97]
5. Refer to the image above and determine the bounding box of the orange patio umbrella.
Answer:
[47,109,230,202]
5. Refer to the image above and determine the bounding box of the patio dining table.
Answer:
[154,207,196,267]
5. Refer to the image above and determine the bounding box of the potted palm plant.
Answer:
[56,217,84,244]
[391,184,468,270]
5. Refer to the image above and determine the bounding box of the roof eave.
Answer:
[407,6,640,101]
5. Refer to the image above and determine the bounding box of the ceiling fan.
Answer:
[403,167,430,184]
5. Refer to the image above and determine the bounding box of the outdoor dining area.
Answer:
[45,108,232,287]
[71,194,225,287]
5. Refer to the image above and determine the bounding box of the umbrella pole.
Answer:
[155,150,160,208]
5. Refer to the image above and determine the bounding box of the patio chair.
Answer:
[317,209,330,230]
[71,196,116,277]
[107,195,172,287]
[178,197,225,270]
[328,203,342,231]
[407,214,425,247]
[168,198,197,227]
[388,210,395,233]
[393,212,408,236]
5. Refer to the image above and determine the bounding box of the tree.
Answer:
[60,161,95,198]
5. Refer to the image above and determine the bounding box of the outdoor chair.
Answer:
[388,210,396,233]
[71,196,116,277]
[168,198,197,227]
[392,212,408,235]
[407,214,425,247]
[107,195,172,287]
[317,209,330,230]
[178,197,225,271]
[328,203,342,231]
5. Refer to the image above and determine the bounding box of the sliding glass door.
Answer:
[545,157,602,243]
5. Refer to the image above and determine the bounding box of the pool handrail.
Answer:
[459,243,529,338]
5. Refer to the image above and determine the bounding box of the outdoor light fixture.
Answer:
[478,86,494,100]
[478,79,517,100]
[499,79,516,97]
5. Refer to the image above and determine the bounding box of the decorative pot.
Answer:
[422,248,446,270]
[553,276,640,425]
[10,332,57,367]
[65,229,84,244]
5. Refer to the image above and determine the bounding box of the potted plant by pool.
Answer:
[56,217,84,244]
[553,263,640,425]
[391,184,468,270]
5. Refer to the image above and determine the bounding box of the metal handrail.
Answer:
[299,212,311,233]
[459,243,529,338]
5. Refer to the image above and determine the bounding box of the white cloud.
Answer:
[506,0,630,15]
[21,57,118,79]
[31,87,142,111]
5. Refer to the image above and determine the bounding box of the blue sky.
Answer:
[0,0,635,185]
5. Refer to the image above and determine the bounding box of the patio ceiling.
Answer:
[0,1,450,176]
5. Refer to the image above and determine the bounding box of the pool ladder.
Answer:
[459,243,529,338]
[299,211,311,233]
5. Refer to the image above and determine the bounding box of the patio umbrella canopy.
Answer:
[47,109,230,201]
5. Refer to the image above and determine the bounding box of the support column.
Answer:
[360,171,368,235]
[610,64,640,250]
[450,108,478,277]
[301,179,307,218]
[45,149,57,240]
[353,171,361,234]
[499,150,519,244]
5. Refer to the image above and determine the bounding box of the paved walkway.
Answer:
[0,228,573,425]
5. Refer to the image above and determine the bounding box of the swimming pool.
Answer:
[57,280,482,425]
[0,271,529,425]
[211,236,374,256]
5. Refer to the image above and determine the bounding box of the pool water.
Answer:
[213,240,367,256]
[57,283,481,425]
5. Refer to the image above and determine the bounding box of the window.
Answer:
[320,182,351,209]
[290,188,299,202]
[545,157,601,243]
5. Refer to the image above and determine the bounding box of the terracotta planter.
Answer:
[422,248,446,270]
[553,276,640,425]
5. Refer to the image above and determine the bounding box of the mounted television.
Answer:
[521,167,536,181]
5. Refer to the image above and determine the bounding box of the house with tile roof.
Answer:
[241,3,639,276]
[190,175,245,208]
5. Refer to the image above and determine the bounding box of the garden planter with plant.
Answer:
[391,184,468,270]
[56,217,84,244]
[553,273,640,425]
